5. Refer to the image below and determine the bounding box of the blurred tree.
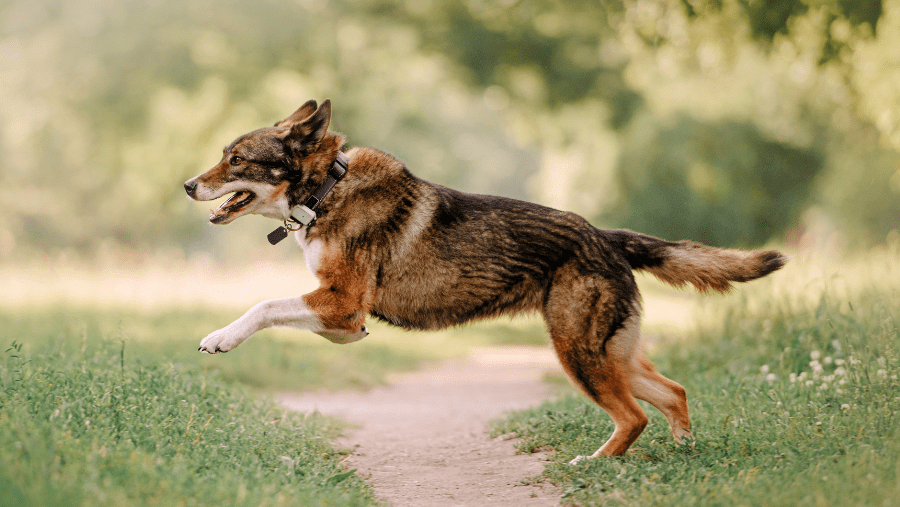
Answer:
[608,114,823,246]
[368,0,642,127]
[0,0,538,258]
[817,132,900,246]
[370,0,898,248]
[1,0,898,260]
[734,0,880,43]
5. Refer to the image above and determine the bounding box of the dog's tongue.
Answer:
[210,191,251,220]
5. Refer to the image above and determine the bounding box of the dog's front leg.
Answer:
[198,297,318,353]
[198,287,370,353]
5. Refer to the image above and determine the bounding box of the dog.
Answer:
[183,99,785,461]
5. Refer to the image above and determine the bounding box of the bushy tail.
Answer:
[605,229,787,293]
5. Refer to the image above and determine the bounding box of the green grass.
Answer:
[492,251,900,506]
[0,339,379,507]
[0,306,549,392]
[0,294,551,506]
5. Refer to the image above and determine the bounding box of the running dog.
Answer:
[183,99,785,460]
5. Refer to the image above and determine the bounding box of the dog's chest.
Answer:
[294,229,325,275]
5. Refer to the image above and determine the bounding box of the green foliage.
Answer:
[662,0,882,59]
[3,0,900,259]
[608,114,822,246]
[738,0,882,44]
[0,340,377,507]
[382,0,641,122]
[492,254,900,506]
[817,141,900,246]
[0,0,539,258]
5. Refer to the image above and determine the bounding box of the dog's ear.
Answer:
[275,100,318,127]
[283,99,331,155]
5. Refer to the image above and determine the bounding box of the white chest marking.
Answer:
[294,228,326,275]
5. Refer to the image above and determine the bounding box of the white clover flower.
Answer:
[876,369,887,379]
[834,359,845,366]
[767,373,777,383]
[824,356,833,365]
[776,401,783,407]
[805,380,815,387]
[892,375,898,380]
[819,382,829,390]
[789,373,798,383]
[798,372,808,381]
[877,357,886,368]
[841,404,850,411]
[835,388,844,394]
[838,378,847,385]
[835,367,847,376]
[850,357,862,366]
[832,340,842,352]
[811,350,821,361]
[760,365,770,374]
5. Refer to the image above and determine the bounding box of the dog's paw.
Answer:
[673,432,695,450]
[198,328,243,354]
[568,455,590,465]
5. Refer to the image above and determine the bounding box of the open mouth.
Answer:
[209,191,256,224]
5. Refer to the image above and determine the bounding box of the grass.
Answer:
[0,273,552,507]
[492,246,900,506]
[0,339,378,507]
[9,245,896,506]
[0,306,550,392]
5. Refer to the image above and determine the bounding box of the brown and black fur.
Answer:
[184,99,786,459]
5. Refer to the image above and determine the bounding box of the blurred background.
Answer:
[1,0,899,309]
[5,5,900,503]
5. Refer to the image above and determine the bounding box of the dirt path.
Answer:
[276,346,563,506]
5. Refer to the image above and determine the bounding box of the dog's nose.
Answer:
[184,179,197,197]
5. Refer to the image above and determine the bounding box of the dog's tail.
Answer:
[605,229,786,293]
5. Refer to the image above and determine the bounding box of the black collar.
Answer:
[289,151,348,225]
[266,151,348,245]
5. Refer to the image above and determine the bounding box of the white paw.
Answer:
[198,327,244,354]
[568,455,590,465]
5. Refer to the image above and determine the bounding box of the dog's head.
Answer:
[184,99,339,224]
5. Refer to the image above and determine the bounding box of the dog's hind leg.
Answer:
[543,269,648,461]
[550,319,649,462]
[630,352,692,443]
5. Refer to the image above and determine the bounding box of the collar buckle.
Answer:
[290,204,316,226]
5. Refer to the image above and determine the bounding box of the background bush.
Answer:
[2,0,900,260]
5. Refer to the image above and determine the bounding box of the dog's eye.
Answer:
[230,156,243,166]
